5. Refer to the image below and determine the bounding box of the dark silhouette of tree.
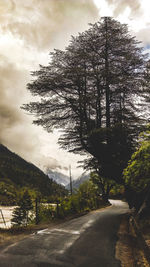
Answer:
[23,17,147,191]
[142,59,150,121]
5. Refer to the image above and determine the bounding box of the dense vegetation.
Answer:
[124,125,150,214]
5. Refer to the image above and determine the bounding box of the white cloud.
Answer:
[94,0,150,47]
[93,0,113,16]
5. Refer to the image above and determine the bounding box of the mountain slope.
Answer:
[66,172,90,190]
[0,144,67,198]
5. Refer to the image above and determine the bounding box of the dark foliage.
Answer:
[23,17,148,187]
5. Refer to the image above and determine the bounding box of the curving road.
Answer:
[0,200,129,267]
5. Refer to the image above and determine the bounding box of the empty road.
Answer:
[0,200,129,267]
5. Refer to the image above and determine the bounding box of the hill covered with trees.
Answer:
[0,144,67,205]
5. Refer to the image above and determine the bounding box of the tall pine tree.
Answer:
[23,17,147,189]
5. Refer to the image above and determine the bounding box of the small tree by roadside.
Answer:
[11,190,33,226]
[11,207,25,226]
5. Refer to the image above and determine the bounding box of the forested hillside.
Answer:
[0,144,67,205]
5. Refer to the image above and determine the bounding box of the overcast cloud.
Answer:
[105,0,142,17]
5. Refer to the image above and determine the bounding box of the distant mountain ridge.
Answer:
[66,172,90,190]
[47,169,69,186]
[46,169,90,190]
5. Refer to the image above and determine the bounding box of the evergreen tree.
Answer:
[23,17,147,187]
[143,59,150,120]
[11,207,25,226]
[11,190,33,226]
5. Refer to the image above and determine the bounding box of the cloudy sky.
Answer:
[0,0,150,178]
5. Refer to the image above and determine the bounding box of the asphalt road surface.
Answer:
[0,200,129,267]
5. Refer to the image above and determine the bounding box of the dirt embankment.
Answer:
[116,214,150,267]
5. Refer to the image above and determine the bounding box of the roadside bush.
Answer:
[11,190,33,226]
[38,205,54,222]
